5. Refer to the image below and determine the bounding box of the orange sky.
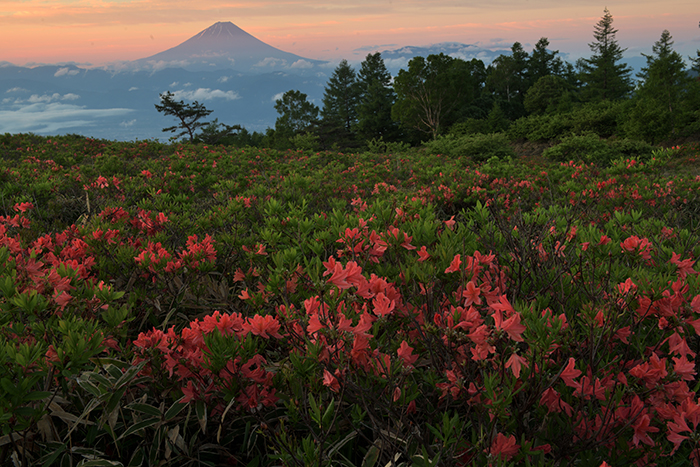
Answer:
[1,0,699,66]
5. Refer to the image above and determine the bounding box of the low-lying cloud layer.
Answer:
[0,102,133,133]
[170,88,240,101]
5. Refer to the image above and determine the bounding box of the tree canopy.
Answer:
[355,53,400,142]
[577,8,633,101]
[273,90,320,142]
[154,91,214,143]
[320,59,362,134]
[392,54,485,140]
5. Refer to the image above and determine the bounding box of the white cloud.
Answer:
[171,88,240,101]
[291,59,313,69]
[25,93,80,104]
[271,92,284,102]
[6,87,28,93]
[168,81,179,87]
[28,93,62,103]
[217,76,230,83]
[0,102,133,133]
[128,86,139,91]
[254,57,287,68]
[145,60,191,72]
[54,67,80,77]
[384,57,410,70]
[120,119,137,128]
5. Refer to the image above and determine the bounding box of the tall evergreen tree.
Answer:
[637,30,689,115]
[578,8,633,101]
[624,30,692,142]
[355,53,400,142]
[320,59,361,133]
[691,50,700,76]
[528,38,564,83]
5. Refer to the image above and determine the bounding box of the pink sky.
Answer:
[2,0,699,66]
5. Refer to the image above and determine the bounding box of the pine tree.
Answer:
[528,38,564,83]
[691,50,700,76]
[320,59,361,133]
[154,91,213,143]
[578,8,632,101]
[355,53,400,142]
[637,30,689,115]
[625,30,692,142]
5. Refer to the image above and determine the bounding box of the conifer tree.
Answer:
[155,91,213,143]
[528,38,564,83]
[355,53,400,142]
[624,30,692,142]
[637,30,689,115]
[320,59,361,133]
[578,8,632,101]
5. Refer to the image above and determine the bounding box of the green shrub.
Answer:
[543,134,655,166]
[543,134,618,165]
[449,118,489,136]
[568,100,626,138]
[508,101,626,142]
[508,113,571,141]
[608,138,654,160]
[621,99,674,144]
[424,132,515,162]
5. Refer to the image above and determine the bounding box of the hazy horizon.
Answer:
[2,1,699,68]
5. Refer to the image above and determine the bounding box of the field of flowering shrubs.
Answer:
[2,133,700,467]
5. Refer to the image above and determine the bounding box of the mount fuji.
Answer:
[134,22,327,73]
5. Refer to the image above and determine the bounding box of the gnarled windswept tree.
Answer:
[154,91,213,143]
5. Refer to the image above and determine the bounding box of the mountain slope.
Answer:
[135,21,326,73]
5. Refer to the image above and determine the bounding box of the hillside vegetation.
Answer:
[2,132,700,466]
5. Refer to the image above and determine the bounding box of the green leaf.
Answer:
[117,417,160,440]
[128,403,162,418]
[41,442,67,467]
[195,399,207,434]
[76,377,102,398]
[164,400,187,421]
[361,445,379,467]
[322,397,335,429]
[25,391,51,401]
[127,448,144,467]
[104,387,126,414]
[77,461,124,467]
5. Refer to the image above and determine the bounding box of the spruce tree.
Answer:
[637,30,689,115]
[528,38,564,83]
[320,59,361,133]
[578,8,632,101]
[625,30,692,142]
[355,53,400,142]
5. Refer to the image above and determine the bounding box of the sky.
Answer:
[1,0,699,67]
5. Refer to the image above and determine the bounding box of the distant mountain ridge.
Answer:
[134,21,327,73]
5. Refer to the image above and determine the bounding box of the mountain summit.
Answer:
[135,21,325,73]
